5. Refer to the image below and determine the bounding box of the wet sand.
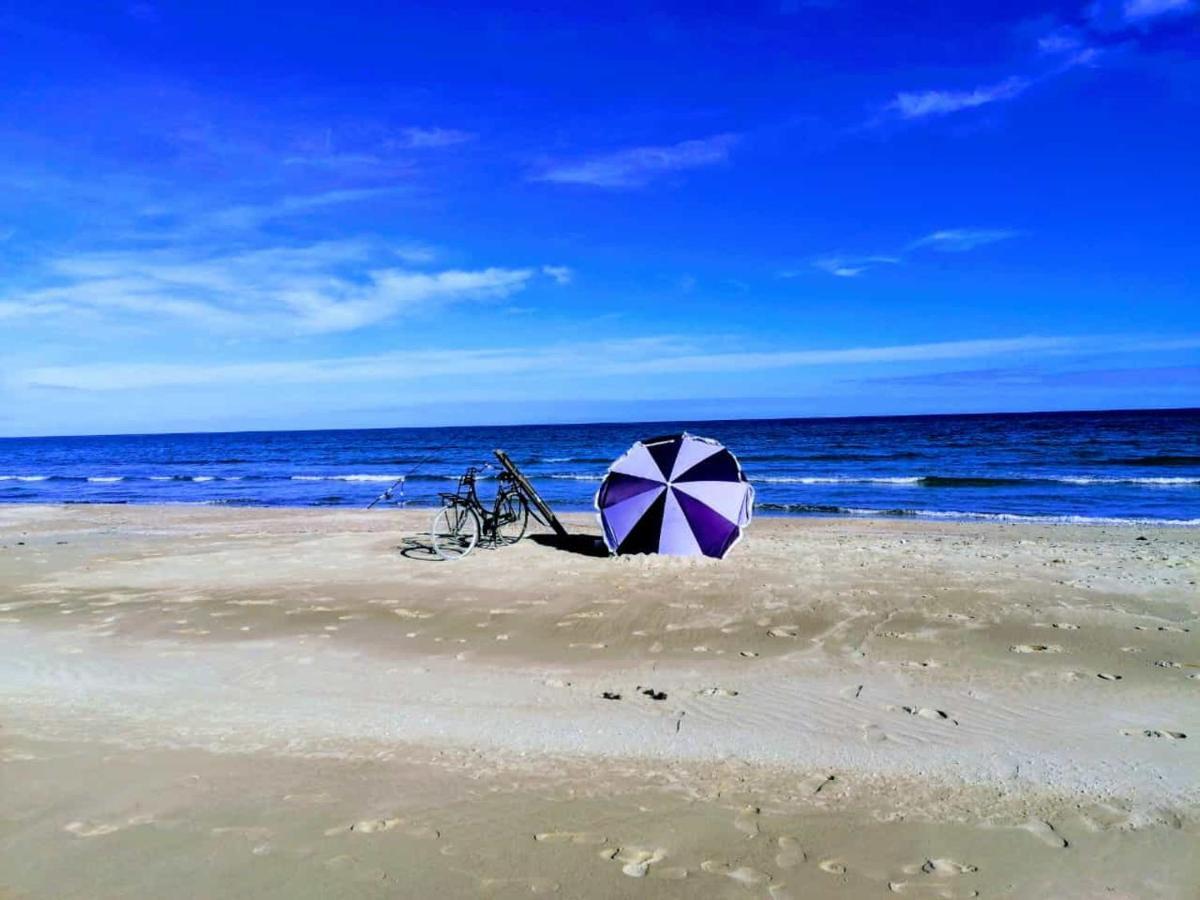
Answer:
[1,504,1197,898]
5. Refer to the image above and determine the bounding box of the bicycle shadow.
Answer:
[396,535,442,561]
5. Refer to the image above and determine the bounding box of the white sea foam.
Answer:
[291,474,403,482]
[754,476,922,485]
[838,507,1200,526]
[86,476,123,483]
[1056,476,1200,486]
[551,474,604,481]
[753,475,1199,486]
[0,475,50,482]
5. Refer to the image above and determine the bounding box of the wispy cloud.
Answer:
[533,134,739,188]
[541,265,574,285]
[14,334,1177,392]
[907,228,1022,252]
[1038,26,1089,54]
[811,256,901,278]
[0,241,561,335]
[1089,0,1195,29]
[810,228,1019,277]
[203,187,413,232]
[887,77,1029,120]
[390,126,475,149]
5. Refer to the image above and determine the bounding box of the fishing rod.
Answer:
[366,444,449,509]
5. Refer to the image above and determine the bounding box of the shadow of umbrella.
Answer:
[528,533,610,558]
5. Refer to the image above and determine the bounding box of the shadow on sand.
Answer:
[396,536,442,561]
[528,533,610,558]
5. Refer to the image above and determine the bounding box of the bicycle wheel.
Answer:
[431,503,480,560]
[494,492,528,545]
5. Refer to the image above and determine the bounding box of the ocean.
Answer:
[1,409,1197,525]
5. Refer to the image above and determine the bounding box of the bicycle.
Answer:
[430,465,529,560]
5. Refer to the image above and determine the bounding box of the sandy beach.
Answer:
[0,503,1196,898]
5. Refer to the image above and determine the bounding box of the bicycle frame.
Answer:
[440,467,523,543]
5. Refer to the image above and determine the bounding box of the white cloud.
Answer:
[888,77,1029,119]
[812,256,901,278]
[1089,0,1195,28]
[0,241,539,335]
[533,134,739,188]
[541,265,574,285]
[203,187,412,232]
[907,228,1021,252]
[392,127,475,149]
[1038,26,1088,54]
[810,228,1016,278]
[1124,0,1194,19]
[12,334,1129,392]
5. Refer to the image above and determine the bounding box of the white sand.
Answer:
[0,504,1197,898]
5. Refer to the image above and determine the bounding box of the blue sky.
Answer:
[0,0,1197,435]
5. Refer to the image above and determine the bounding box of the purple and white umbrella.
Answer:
[595,433,754,558]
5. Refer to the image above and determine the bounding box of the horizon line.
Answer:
[1,404,1196,442]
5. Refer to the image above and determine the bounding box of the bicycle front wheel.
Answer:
[431,503,480,560]
[494,492,528,545]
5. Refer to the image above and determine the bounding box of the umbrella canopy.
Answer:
[595,433,754,558]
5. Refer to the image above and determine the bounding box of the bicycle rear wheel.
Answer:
[494,492,528,545]
[431,503,480,560]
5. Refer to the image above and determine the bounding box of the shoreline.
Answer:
[2,499,1198,527]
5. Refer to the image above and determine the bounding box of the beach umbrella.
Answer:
[595,433,754,558]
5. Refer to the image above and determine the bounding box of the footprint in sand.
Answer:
[1154,660,1182,668]
[897,705,958,724]
[1021,819,1068,848]
[701,860,769,885]
[1010,644,1061,654]
[1120,728,1187,739]
[600,846,669,878]
[863,724,888,744]
[1096,673,1123,681]
[699,686,739,697]
[768,626,798,638]
[901,858,978,876]
[534,831,606,845]
[733,804,760,837]
[739,650,759,658]
[327,817,403,835]
[819,859,847,875]
[775,836,805,868]
[64,820,123,838]
[888,882,975,897]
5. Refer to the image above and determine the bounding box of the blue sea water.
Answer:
[1,409,1197,524]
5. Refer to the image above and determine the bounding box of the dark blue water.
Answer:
[1,410,1197,524]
